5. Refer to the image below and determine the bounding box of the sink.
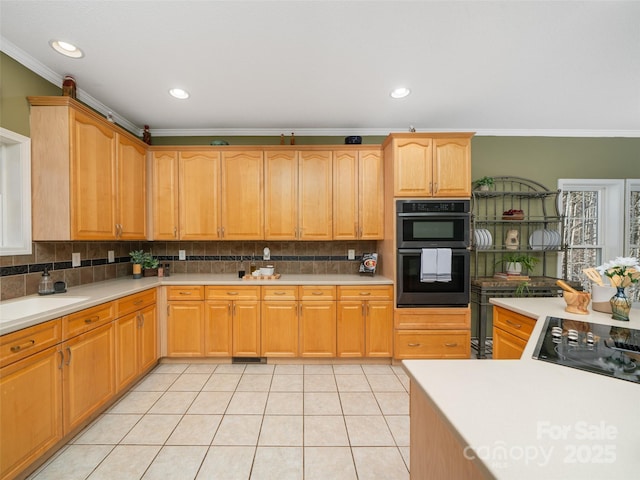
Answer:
[0,296,90,321]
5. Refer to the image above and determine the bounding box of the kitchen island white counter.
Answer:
[0,273,392,335]
[403,297,640,479]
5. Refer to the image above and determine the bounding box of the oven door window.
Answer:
[400,217,468,245]
[397,250,470,306]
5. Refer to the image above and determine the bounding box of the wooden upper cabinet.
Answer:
[151,151,179,240]
[387,133,473,198]
[333,149,384,240]
[179,151,221,240]
[432,138,472,197]
[299,150,332,240]
[116,134,146,239]
[221,150,264,240]
[71,110,117,239]
[28,97,148,240]
[264,151,298,240]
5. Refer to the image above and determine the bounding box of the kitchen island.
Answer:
[403,297,640,479]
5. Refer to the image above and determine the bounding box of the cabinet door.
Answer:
[365,301,393,357]
[70,110,117,239]
[115,312,138,392]
[179,151,220,240]
[333,151,358,239]
[261,301,298,357]
[205,301,233,357]
[299,151,332,240]
[232,301,261,357]
[432,138,471,197]
[358,150,384,239]
[393,138,433,197]
[167,301,204,356]
[0,346,62,480]
[264,151,298,240]
[221,150,264,240]
[151,151,179,240]
[138,304,158,372]
[62,323,115,433]
[116,134,147,239]
[336,301,365,357]
[299,301,336,357]
[493,327,527,360]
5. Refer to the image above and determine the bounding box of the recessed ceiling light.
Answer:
[390,87,411,99]
[49,40,83,58]
[169,88,190,99]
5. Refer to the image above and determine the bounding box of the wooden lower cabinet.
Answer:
[205,301,233,357]
[62,322,115,433]
[299,300,336,357]
[167,301,205,356]
[0,346,63,480]
[394,306,471,359]
[115,304,158,391]
[337,286,393,358]
[492,306,536,359]
[261,300,298,357]
[232,302,261,356]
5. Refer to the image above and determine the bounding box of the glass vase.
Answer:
[609,286,631,321]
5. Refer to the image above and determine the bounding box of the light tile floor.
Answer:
[28,363,410,480]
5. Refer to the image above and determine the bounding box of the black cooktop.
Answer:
[532,316,640,384]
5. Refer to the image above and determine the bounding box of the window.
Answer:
[559,179,639,304]
[0,128,32,256]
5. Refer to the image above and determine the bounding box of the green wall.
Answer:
[0,52,60,136]
[2,50,639,187]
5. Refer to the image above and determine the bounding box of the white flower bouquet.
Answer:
[596,256,640,288]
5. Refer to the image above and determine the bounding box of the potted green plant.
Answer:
[129,250,145,278]
[498,253,539,275]
[474,176,494,191]
[141,252,159,277]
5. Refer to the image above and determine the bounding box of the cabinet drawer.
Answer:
[395,307,470,330]
[206,286,260,301]
[338,285,393,301]
[262,286,298,301]
[63,302,115,339]
[394,330,470,359]
[117,288,157,317]
[167,286,204,301]
[299,286,336,301]
[493,307,536,341]
[0,319,62,368]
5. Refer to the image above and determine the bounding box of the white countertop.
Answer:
[0,273,392,335]
[403,297,640,480]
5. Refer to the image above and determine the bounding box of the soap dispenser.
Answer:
[38,266,55,295]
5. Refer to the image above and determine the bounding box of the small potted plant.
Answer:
[498,253,539,275]
[474,176,494,191]
[129,250,145,279]
[141,252,160,277]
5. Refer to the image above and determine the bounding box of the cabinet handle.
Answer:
[408,343,421,347]
[274,291,287,295]
[137,312,144,327]
[429,181,433,194]
[134,299,144,305]
[173,227,177,238]
[434,182,439,194]
[506,319,522,329]
[228,303,232,315]
[58,350,64,369]
[444,342,458,348]
[10,339,36,352]
[179,291,192,295]
[227,291,239,296]
[233,304,236,316]
[84,315,100,324]
[167,305,170,316]
[359,292,371,296]
[362,303,366,317]
[311,291,324,296]
[65,346,72,366]
[299,304,302,317]
[221,227,225,238]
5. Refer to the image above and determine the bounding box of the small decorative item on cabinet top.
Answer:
[62,75,77,99]
[143,125,151,145]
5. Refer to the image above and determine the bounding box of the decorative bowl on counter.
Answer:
[260,266,275,276]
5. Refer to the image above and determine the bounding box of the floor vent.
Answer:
[232,357,266,364]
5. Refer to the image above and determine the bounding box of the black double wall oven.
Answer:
[396,199,471,307]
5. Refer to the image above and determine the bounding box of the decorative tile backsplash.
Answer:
[0,240,377,300]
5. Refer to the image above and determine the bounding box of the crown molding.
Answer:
[3,36,639,139]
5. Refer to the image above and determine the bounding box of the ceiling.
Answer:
[1,0,639,137]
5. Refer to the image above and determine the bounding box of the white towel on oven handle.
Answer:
[420,248,452,283]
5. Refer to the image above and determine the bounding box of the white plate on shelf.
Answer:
[482,229,493,249]
[546,229,561,249]
[529,229,546,250]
